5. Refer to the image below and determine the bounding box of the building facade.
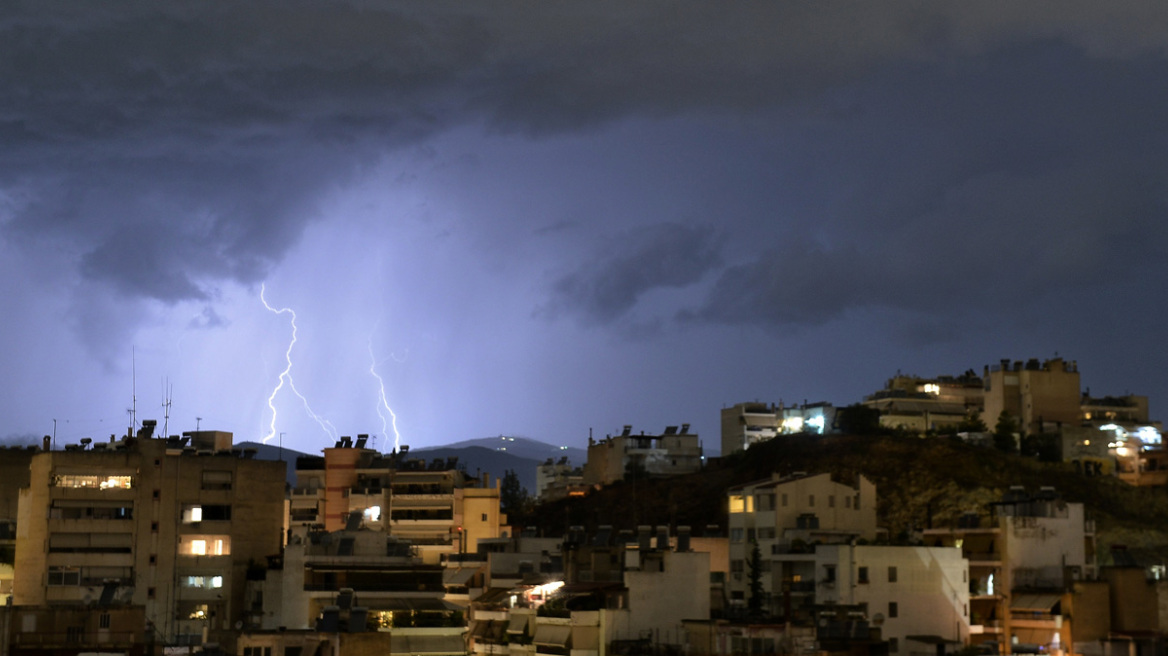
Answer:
[12,423,286,648]
[583,425,702,487]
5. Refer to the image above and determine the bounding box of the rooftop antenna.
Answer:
[131,347,137,430]
[196,417,202,431]
[162,378,172,439]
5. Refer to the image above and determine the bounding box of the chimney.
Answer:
[42,435,50,452]
[655,526,669,551]
[676,526,691,552]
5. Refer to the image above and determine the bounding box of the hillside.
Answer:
[524,433,1168,563]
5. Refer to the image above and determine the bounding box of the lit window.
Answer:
[363,506,381,522]
[181,536,229,556]
[728,495,746,513]
[182,506,203,523]
[52,474,133,490]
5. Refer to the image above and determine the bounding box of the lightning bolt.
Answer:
[261,284,338,444]
[368,335,401,452]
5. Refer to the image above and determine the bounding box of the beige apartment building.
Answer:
[726,473,878,611]
[727,473,971,654]
[289,437,505,564]
[583,425,703,486]
[923,487,1099,656]
[982,358,1082,435]
[12,423,285,649]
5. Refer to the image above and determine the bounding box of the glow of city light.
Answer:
[368,336,401,452]
[260,284,338,444]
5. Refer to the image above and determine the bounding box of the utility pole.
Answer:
[196,417,202,431]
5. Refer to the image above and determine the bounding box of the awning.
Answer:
[507,614,532,635]
[907,635,961,645]
[443,567,477,586]
[474,587,514,605]
[370,597,457,612]
[534,624,572,647]
[390,634,467,655]
[1011,594,1062,612]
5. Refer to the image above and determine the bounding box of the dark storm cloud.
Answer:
[545,223,723,324]
[2,1,1167,347]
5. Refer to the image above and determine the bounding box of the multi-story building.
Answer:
[726,473,878,612]
[727,473,969,655]
[12,422,286,649]
[861,372,983,434]
[812,544,970,653]
[923,486,1098,655]
[582,425,702,487]
[982,358,1082,435]
[535,457,587,502]
[721,403,781,455]
[289,437,505,565]
[721,402,837,455]
[469,526,710,656]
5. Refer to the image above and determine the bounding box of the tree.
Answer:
[835,404,882,435]
[747,539,765,617]
[993,411,1018,453]
[500,469,531,518]
[956,412,988,434]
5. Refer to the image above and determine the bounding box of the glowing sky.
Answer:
[3,3,1168,454]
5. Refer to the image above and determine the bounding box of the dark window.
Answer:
[889,601,898,618]
[858,566,869,584]
[99,613,111,629]
[888,566,897,583]
[823,565,836,583]
[152,489,160,499]
[147,587,156,599]
[149,554,157,565]
[201,471,233,491]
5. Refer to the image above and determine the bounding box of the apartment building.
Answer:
[535,457,587,502]
[861,372,983,434]
[923,487,1100,655]
[727,473,970,654]
[720,402,837,455]
[469,526,710,656]
[982,358,1082,435]
[583,425,702,487]
[289,437,505,564]
[12,422,285,649]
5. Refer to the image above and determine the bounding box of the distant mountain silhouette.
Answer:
[236,435,585,494]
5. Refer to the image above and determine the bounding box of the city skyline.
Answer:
[3,3,1168,455]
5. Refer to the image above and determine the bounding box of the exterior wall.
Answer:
[1102,568,1158,633]
[459,485,505,554]
[2,604,148,656]
[815,545,970,653]
[1006,505,1090,586]
[621,551,711,647]
[0,448,35,523]
[1068,580,1110,645]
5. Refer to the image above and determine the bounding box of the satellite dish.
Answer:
[235,621,243,630]
[871,613,885,626]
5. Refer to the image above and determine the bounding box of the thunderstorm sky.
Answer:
[2,2,1168,455]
